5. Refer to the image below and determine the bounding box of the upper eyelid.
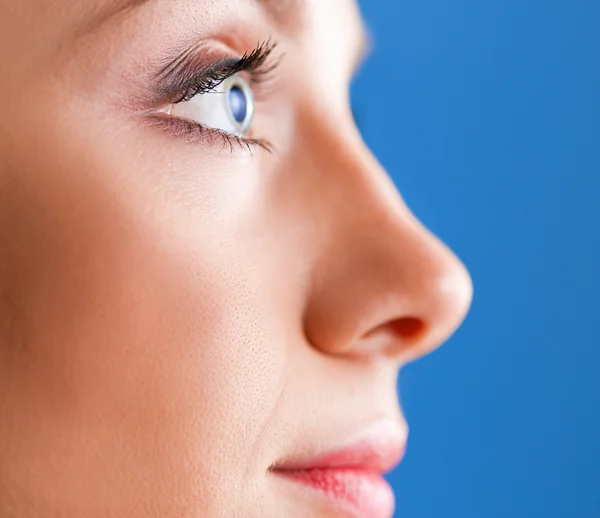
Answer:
[154,41,280,105]
[163,59,242,103]
[153,57,236,101]
[156,52,237,89]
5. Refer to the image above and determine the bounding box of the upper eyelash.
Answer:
[164,40,279,104]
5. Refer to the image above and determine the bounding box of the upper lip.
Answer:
[272,419,408,475]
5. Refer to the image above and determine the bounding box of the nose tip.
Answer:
[302,209,473,363]
[358,231,473,362]
[404,245,473,360]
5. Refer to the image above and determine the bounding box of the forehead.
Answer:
[89,0,305,35]
[0,0,364,47]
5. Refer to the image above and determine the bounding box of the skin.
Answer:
[0,0,472,516]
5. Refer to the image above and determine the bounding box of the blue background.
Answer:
[353,1,600,517]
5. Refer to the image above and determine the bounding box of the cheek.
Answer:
[0,129,285,516]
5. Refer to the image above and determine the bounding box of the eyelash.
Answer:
[154,40,279,153]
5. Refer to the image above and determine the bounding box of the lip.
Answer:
[272,420,407,518]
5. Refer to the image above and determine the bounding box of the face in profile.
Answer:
[0,0,472,517]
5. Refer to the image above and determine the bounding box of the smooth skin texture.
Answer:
[0,0,472,516]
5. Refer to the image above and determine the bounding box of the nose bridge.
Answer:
[299,114,473,362]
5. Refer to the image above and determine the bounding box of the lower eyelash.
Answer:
[147,113,273,154]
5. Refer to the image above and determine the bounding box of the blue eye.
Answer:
[224,76,254,135]
[229,85,248,124]
[168,74,255,137]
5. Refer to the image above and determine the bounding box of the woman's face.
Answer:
[0,1,472,517]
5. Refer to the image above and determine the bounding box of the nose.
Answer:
[301,119,473,364]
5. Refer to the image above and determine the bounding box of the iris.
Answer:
[228,84,249,125]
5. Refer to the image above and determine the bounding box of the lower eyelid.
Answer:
[148,114,233,150]
[145,113,270,154]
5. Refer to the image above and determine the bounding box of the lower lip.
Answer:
[276,468,395,518]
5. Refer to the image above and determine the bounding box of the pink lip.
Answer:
[272,421,406,518]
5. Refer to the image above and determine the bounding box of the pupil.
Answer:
[229,85,248,124]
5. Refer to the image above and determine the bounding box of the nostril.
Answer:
[392,317,425,340]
